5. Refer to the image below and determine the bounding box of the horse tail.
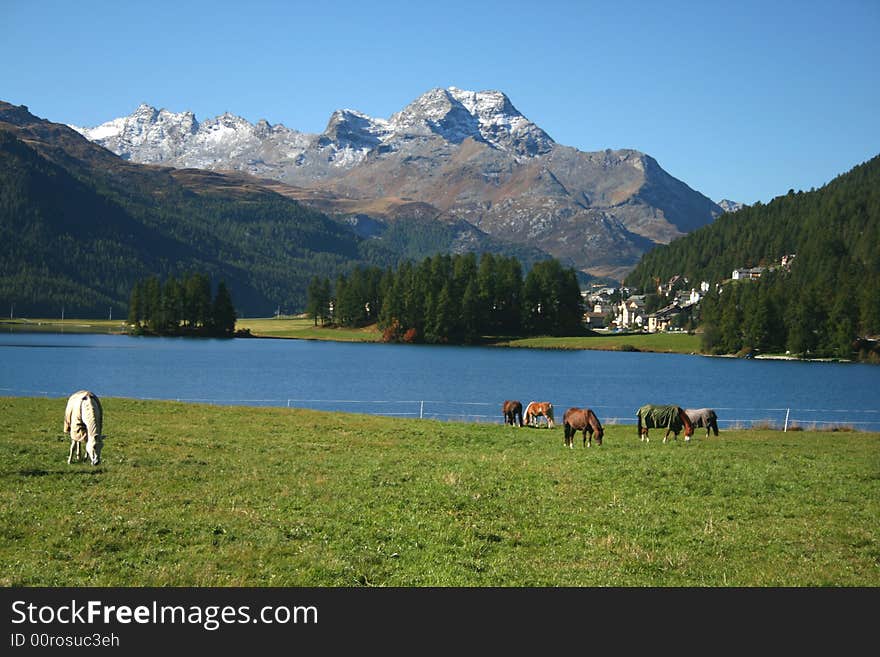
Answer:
[637,411,643,437]
[710,410,719,436]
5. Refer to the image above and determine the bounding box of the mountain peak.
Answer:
[386,86,553,156]
[717,199,746,213]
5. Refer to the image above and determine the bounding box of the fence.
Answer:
[4,387,878,431]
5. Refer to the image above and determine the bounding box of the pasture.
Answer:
[1,397,877,586]
[237,316,382,342]
[496,332,701,353]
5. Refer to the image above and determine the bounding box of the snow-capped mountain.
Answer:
[72,87,722,279]
[717,199,746,213]
[72,87,551,175]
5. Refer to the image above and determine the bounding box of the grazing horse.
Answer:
[685,408,720,438]
[63,390,104,465]
[524,401,555,428]
[636,404,694,443]
[502,400,524,427]
[562,407,604,448]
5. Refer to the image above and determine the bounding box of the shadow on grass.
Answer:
[16,467,105,477]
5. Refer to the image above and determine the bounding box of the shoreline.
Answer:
[0,318,864,363]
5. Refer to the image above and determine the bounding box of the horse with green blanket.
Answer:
[636,404,694,443]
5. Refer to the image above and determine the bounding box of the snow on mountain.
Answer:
[69,88,722,279]
[71,103,313,174]
[386,87,554,155]
[70,87,554,174]
[717,199,746,213]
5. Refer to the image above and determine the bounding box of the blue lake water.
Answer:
[1,332,879,430]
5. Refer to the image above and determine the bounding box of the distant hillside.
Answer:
[72,88,723,280]
[0,102,375,317]
[0,102,553,318]
[625,155,880,358]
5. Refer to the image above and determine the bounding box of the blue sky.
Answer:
[2,0,878,205]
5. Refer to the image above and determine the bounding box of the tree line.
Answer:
[306,253,585,343]
[625,154,880,360]
[127,272,237,336]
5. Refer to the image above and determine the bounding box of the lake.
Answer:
[1,332,879,430]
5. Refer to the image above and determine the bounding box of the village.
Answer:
[584,254,796,333]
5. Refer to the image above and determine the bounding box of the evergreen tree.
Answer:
[127,280,143,327]
[162,276,183,331]
[306,276,324,326]
[426,283,454,344]
[460,278,482,343]
[211,281,237,335]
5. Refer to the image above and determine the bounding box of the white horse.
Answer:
[63,390,104,465]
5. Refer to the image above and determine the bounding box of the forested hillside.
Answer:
[625,155,880,358]
[0,101,571,318]
[0,103,382,317]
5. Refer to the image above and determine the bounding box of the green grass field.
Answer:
[1,397,877,587]
[496,332,702,353]
[237,317,382,342]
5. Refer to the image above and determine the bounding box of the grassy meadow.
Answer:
[237,316,382,342]
[1,396,877,587]
[496,332,702,353]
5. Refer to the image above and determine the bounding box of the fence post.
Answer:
[420,401,424,420]
[784,408,790,432]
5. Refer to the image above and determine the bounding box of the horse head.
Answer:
[594,421,604,446]
[679,408,694,440]
[86,434,104,465]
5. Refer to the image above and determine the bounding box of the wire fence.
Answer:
[4,387,879,431]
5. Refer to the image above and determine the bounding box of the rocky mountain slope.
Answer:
[0,100,555,316]
[73,88,723,280]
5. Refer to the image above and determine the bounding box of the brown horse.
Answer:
[524,401,555,428]
[502,400,524,427]
[562,407,604,448]
[636,404,694,443]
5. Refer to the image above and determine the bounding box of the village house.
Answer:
[647,303,682,333]
[616,295,647,329]
[732,266,765,280]
[583,311,607,329]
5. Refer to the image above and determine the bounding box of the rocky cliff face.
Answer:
[72,88,722,279]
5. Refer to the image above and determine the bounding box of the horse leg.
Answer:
[68,439,76,464]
